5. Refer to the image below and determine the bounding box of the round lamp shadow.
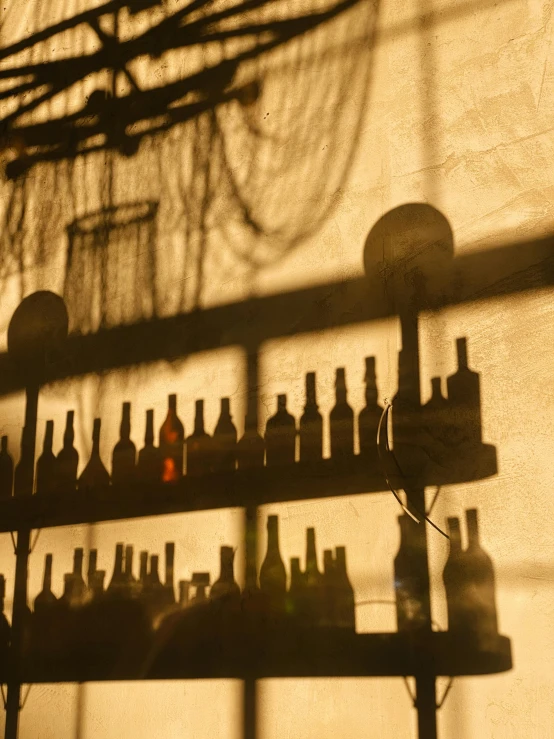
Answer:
[8,291,68,379]
[363,203,454,311]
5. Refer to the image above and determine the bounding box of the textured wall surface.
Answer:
[0,0,553,737]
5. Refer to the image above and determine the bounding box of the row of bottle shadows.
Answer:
[0,338,484,497]
[0,508,500,678]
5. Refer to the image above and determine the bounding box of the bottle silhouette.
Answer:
[322,550,337,628]
[112,402,136,487]
[124,545,139,599]
[0,436,14,499]
[159,394,184,482]
[299,372,323,463]
[304,527,324,627]
[259,516,287,617]
[107,543,126,598]
[137,409,163,483]
[358,357,383,462]
[62,548,88,608]
[162,542,176,608]
[211,546,241,602]
[87,549,105,600]
[78,419,110,493]
[212,398,237,473]
[191,573,210,602]
[138,550,149,597]
[335,546,355,630]
[146,554,165,617]
[36,421,58,495]
[394,515,430,632]
[57,410,79,493]
[463,508,498,644]
[14,427,33,497]
[87,549,97,586]
[0,576,10,652]
[186,400,213,477]
[421,377,451,465]
[442,517,464,633]
[34,554,58,616]
[265,395,296,467]
[236,415,265,470]
[178,580,190,607]
[330,368,354,462]
[287,557,307,624]
[446,338,482,447]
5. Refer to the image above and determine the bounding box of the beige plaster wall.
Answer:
[0,0,553,737]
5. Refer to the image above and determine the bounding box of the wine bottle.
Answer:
[329,368,354,462]
[107,543,125,598]
[442,517,464,633]
[236,415,265,470]
[34,554,58,615]
[0,576,10,652]
[0,436,14,499]
[162,542,176,607]
[36,421,58,495]
[265,395,296,467]
[446,338,482,446]
[57,410,79,493]
[137,410,163,483]
[299,372,323,463]
[212,398,237,473]
[14,427,33,497]
[304,527,324,627]
[186,400,213,477]
[335,546,355,630]
[463,508,498,643]
[112,402,136,487]
[259,516,287,616]
[322,550,337,628]
[159,394,184,482]
[358,357,383,460]
[178,580,190,607]
[393,515,430,632]
[78,419,110,493]
[211,546,241,602]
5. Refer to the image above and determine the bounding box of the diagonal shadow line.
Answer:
[0,231,551,396]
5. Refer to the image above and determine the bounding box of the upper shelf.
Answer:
[0,446,497,531]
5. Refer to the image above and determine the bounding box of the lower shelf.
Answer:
[8,631,512,683]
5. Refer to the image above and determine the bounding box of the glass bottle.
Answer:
[0,575,10,651]
[162,542,176,607]
[442,517,464,633]
[393,515,430,632]
[14,427,33,497]
[0,435,14,499]
[159,394,184,482]
[265,395,296,467]
[358,357,383,460]
[78,419,110,493]
[137,409,163,483]
[463,508,498,642]
[329,368,354,461]
[335,546,355,630]
[112,402,136,487]
[212,398,237,473]
[34,554,58,615]
[57,410,79,493]
[259,516,287,615]
[299,372,323,463]
[446,338,482,446]
[36,420,57,495]
[236,414,265,470]
[322,550,337,628]
[211,546,241,602]
[286,557,306,623]
[304,527,324,627]
[186,400,213,477]
[107,543,125,598]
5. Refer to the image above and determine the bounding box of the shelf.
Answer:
[14,631,512,683]
[0,446,497,531]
